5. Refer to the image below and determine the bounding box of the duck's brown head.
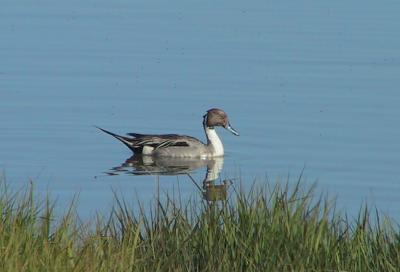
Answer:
[203,108,239,136]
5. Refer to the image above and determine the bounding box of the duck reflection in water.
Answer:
[106,155,230,202]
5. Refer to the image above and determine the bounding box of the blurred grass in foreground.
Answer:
[0,179,399,272]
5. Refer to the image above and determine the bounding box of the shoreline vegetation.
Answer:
[0,179,399,271]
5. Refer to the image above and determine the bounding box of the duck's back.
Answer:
[129,133,208,158]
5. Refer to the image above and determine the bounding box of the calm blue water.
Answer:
[1,1,400,220]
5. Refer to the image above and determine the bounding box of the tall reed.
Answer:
[0,180,398,271]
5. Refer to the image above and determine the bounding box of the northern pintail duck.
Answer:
[97,108,239,158]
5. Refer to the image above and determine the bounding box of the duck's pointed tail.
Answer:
[95,126,136,152]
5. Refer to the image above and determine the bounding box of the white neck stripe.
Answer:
[205,127,224,156]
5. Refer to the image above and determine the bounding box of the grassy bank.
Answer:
[0,181,399,272]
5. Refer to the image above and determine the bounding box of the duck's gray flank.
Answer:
[97,108,239,158]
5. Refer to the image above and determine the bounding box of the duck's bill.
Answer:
[226,124,239,136]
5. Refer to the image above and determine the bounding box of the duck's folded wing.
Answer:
[98,127,203,153]
[128,134,184,148]
[128,134,203,150]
